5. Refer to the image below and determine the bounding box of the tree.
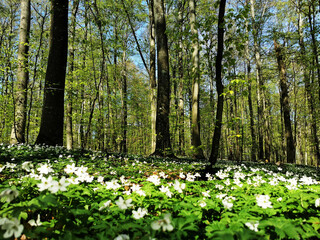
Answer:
[190,0,205,159]
[209,0,226,167]
[152,0,173,157]
[274,38,295,164]
[10,0,30,144]
[35,0,68,146]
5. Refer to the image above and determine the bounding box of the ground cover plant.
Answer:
[0,144,320,240]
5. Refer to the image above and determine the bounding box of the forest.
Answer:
[1,0,320,168]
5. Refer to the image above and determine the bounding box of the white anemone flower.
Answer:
[245,221,259,232]
[0,189,19,203]
[256,195,273,209]
[115,197,133,210]
[132,207,148,219]
[151,213,174,232]
[0,217,24,239]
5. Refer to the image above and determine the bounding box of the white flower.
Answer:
[277,197,283,202]
[315,198,320,207]
[199,199,206,208]
[132,207,148,219]
[186,173,196,182]
[245,221,259,232]
[64,163,77,174]
[216,170,228,179]
[114,234,130,240]
[37,176,55,191]
[105,179,121,190]
[173,180,185,193]
[0,217,24,239]
[202,190,210,197]
[37,163,53,174]
[131,184,141,192]
[159,172,168,179]
[159,185,172,198]
[256,195,273,209]
[147,175,161,186]
[97,176,104,184]
[116,197,133,210]
[206,173,213,181]
[216,193,227,200]
[21,161,33,172]
[28,214,42,227]
[151,213,174,232]
[179,172,186,179]
[48,180,60,194]
[222,196,235,210]
[99,200,112,211]
[0,189,19,203]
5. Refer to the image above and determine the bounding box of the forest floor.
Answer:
[0,144,320,240]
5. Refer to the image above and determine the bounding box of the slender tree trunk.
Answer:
[66,0,79,150]
[274,39,295,164]
[121,45,128,153]
[10,0,30,144]
[298,5,320,166]
[208,0,226,167]
[149,0,157,153]
[152,0,173,157]
[307,3,320,102]
[177,0,185,155]
[35,0,68,146]
[189,0,204,159]
[250,0,264,160]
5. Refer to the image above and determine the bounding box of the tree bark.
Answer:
[10,0,30,144]
[177,0,185,156]
[66,0,79,150]
[298,3,320,166]
[250,0,264,161]
[148,0,157,153]
[35,0,68,146]
[152,0,173,157]
[208,0,226,167]
[274,39,295,164]
[189,0,204,159]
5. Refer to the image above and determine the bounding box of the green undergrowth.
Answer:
[0,144,319,240]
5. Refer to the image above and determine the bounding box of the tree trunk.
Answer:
[208,0,226,167]
[189,0,204,159]
[66,0,79,150]
[10,0,30,144]
[121,46,128,153]
[274,39,295,164]
[298,4,320,166]
[35,0,68,146]
[152,0,173,157]
[149,0,157,153]
[250,0,264,161]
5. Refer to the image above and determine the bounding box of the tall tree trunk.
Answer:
[177,0,185,156]
[35,0,68,146]
[189,0,204,159]
[121,45,128,153]
[307,3,320,102]
[250,0,264,160]
[66,0,79,150]
[298,4,320,166]
[208,0,226,167]
[274,39,295,164]
[10,0,30,144]
[152,0,173,157]
[149,0,157,153]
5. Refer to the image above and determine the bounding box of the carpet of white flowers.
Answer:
[0,144,320,240]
